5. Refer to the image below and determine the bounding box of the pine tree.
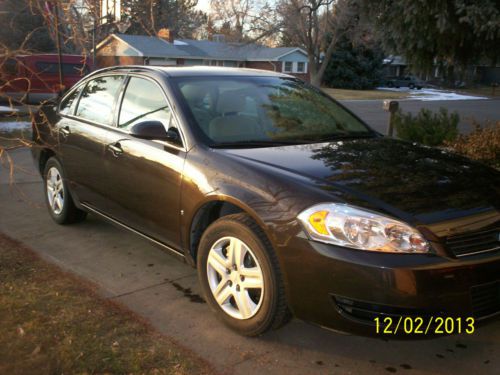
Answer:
[121,0,207,38]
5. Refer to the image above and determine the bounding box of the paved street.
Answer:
[341,98,500,135]
[1,148,499,375]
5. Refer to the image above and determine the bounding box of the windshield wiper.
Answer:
[211,139,310,148]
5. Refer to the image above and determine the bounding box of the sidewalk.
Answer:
[1,148,499,375]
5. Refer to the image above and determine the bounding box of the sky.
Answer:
[196,0,210,13]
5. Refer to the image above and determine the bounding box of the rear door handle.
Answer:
[59,126,70,137]
[107,142,123,157]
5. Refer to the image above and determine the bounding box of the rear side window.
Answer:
[59,85,83,115]
[118,77,171,130]
[76,75,124,125]
[1,59,18,75]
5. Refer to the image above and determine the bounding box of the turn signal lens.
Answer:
[308,210,329,235]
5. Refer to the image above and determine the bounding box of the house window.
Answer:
[283,61,293,73]
[297,62,305,73]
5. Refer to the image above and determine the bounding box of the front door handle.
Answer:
[59,126,70,137]
[107,142,123,157]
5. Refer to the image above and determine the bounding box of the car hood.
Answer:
[222,138,500,224]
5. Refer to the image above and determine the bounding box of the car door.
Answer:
[103,75,186,249]
[57,74,125,210]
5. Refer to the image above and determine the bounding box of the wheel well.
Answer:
[189,201,244,262]
[38,148,55,175]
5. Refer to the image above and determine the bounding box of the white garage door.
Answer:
[148,58,177,66]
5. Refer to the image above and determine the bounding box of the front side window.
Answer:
[174,76,373,146]
[118,77,171,130]
[76,75,124,125]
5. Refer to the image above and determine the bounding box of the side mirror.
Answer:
[129,121,180,144]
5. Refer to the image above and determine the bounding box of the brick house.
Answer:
[95,33,310,81]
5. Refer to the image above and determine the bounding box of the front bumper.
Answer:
[280,236,500,337]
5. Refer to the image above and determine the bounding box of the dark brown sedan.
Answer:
[32,66,500,337]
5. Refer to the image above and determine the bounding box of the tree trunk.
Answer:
[310,73,322,87]
[309,57,321,87]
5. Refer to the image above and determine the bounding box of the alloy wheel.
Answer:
[46,167,65,215]
[206,236,265,320]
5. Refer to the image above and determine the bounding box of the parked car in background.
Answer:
[32,66,500,337]
[385,76,424,89]
[0,54,91,104]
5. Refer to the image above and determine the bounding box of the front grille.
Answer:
[445,223,500,258]
[471,281,500,319]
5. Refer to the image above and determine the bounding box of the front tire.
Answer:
[197,214,290,336]
[43,157,87,225]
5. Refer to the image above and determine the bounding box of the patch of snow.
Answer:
[0,105,19,112]
[410,88,487,101]
[0,121,31,131]
[376,87,487,101]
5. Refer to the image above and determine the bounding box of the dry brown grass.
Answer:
[456,86,500,98]
[322,87,409,100]
[0,233,215,375]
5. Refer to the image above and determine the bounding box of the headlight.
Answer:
[297,203,430,253]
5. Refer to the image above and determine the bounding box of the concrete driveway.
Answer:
[1,148,499,375]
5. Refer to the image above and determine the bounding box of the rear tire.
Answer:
[197,213,290,336]
[43,157,87,225]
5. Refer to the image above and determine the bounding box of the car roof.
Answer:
[88,65,294,79]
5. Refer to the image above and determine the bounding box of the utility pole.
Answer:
[53,1,64,96]
[93,0,97,66]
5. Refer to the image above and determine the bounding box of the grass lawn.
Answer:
[322,87,410,100]
[0,234,213,375]
[456,86,500,98]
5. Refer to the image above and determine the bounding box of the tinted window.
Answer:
[36,62,89,76]
[118,77,171,130]
[76,75,124,125]
[59,85,83,115]
[2,59,18,75]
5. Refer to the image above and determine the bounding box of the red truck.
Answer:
[0,54,91,104]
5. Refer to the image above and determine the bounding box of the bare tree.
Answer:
[0,0,100,183]
[278,0,359,86]
[209,0,361,85]
[122,0,206,38]
[209,0,279,45]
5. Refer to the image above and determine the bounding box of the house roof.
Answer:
[113,34,191,58]
[174,39,303,61]
[97,34,307,62]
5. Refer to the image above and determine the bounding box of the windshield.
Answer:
[173,76,374,147]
